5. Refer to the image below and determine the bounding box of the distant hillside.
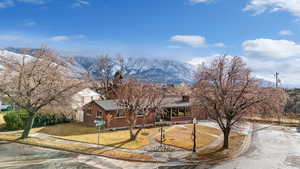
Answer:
[3,47,195,84]
[285,88,300,116]
[72,56,195,84]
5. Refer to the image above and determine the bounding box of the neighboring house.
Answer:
[82,96,207,128]
[72,88,102,121]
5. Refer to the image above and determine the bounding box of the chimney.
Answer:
[182,95,190,102]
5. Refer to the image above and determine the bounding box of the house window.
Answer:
[178,107,186,117]
[115,111,125,118]
[137,111,144,116]
[84,109,91,116]
[170,107,192,117]
[185,107,192,117]
[171,107,179,117]
[96,110,103,118]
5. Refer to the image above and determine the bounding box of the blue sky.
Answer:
[0,0,300,86]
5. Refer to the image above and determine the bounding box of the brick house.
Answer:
[82,96,207,128]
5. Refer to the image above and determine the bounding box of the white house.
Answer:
[72,88,101,122]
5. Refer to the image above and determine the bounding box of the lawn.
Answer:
[156,124,222,150]
[0,133,154,161]
[245,116,299,125]
[33,123,162,150]
[188,132,246,161]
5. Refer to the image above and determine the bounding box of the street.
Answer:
[0,124,299,169]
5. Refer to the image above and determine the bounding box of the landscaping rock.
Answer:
[146,145,177,152]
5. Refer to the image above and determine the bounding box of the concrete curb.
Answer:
[0,138,165,164]
[232,122,253,159]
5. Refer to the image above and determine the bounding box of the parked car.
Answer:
[0,105,12,111]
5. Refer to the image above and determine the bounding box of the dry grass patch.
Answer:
[0,133,20,140]
[245,116,299,125]
[33,123,161,150]
[187,132,246,161]
[0,133,154,161]
[157,125,221,150]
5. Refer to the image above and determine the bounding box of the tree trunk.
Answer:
[222,128,231,149]
[21,113,35,139]
[129,124,135,140]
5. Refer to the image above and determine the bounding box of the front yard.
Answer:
[0,119,248,162]
[32,123,162,150]
[31,123,224,150]
[189,132,246,161]
[156,124,222,150]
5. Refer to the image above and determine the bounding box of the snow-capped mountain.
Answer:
[0,49,33,62]
[2,47,194,84]
[72,56,195,84]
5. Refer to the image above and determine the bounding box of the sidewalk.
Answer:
[0,121,253,164]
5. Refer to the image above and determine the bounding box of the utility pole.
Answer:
[275,72,280,88]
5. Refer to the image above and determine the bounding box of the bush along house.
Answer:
[82,96,207,129]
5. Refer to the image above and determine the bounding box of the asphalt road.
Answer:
[0,124,299,169]
[209,124,300,169]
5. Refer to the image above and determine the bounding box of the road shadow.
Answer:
[296,127,300,133]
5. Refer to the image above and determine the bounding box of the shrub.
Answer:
[33,112,71,128]
[4,110,71,130]
[3,110,28,130]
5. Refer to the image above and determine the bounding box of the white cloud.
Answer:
[24,21,37,27]
[241,38,300,85]
[188,53,300,86]
[166,45,182,49]
[72,0,90,8]
[17,0,47,4]
[213,42,225,47]
[73,34,86,39]
[49,35,70,42]
[244,0,300,18]
[0,34,24,41]
[0,0,14,8]
[242,38,300,59]
[189,0,212,3]
[187,54,219,66]
[278,30,293,36]
[242,56,300,86]
[170,35,206,48]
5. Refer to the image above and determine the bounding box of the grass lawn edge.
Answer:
[0,134,162,163]
[184,125,252,164]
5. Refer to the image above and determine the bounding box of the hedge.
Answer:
[4,110,71,130]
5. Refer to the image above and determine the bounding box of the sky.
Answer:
[0,0,300,86]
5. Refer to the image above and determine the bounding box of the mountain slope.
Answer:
[72,56,194,84]
[3,48,194,84]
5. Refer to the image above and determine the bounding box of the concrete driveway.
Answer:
[0,124,299,169]
[210,124,300,169]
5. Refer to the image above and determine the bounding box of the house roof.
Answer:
[94,100,124,111]
[92,97,192,111]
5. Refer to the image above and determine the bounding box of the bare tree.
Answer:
[193,55,285,149]
[92,54,114,97]
[0,47,85,139]
[116,80,163,140]
[140,84,165,128]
